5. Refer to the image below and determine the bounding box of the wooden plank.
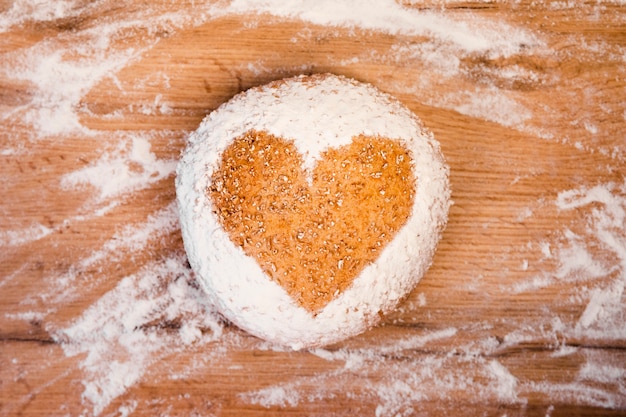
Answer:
[1,1,624,416]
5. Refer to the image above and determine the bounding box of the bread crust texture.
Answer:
[176,74,450,350]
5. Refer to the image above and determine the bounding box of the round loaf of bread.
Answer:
[176,73,450,350]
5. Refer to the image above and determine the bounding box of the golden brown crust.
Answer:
[209,130,416,312]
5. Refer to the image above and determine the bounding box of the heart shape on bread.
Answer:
[209,130,415,312]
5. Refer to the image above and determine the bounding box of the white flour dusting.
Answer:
[503,180,626,358]
[61,135,177,202]
[556,181,626,340]
[54,254,223,416]
[227,0,542,56]
[2,41,139,138]
[1,0,625,415]
[241,329,528,415]
[0,0,85,31]
[0,223,53,248]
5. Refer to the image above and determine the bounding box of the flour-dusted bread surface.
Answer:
[176,74,450,350]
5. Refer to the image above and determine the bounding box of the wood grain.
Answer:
[1,1,625,416]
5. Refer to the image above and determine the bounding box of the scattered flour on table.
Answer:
[48,202,182,309]
[505,179,626,395]
[441,86,533,128]
[1,41,139,137]
[515,181,626,336]
[226,0,541,57]
[0,0,85,31]
[1,0,625,415]
[60,134,177,202]
[530,348,626,410]
[53,254,224,416]
[240,330,527,416]
[0,1,214,139]
[0,132,177,250]
[0,223,53,248]
[556,181,626,340]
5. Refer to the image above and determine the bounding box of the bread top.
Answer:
[176,73,450,349]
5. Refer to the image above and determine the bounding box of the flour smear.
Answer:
[1,0,625,415]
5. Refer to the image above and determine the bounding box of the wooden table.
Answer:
[1,1,625,415]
